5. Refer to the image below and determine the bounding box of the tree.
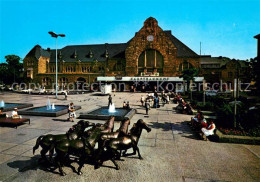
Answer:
[0,63,8,84]
[179,68,199,93]
[1,55,23,84]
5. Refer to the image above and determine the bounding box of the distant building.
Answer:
[23,17,249,91]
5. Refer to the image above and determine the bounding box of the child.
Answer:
[68,103,76,122]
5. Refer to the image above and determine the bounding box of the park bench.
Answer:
[204,115,217,121]
[0,117,30,128]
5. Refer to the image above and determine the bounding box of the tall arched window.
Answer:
[138,49,163,75]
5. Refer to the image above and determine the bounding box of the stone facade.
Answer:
[125,17,199,76]
[23,17,248,90]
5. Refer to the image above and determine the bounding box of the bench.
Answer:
[0,118,30,129]
[204,115,217,120]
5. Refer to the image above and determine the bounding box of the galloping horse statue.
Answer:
[50,116,116,176]
[52,124,120,176]
[84,116,115,137]
[33,120,94,162]
[95,118,131,164]
[95,119,151,169]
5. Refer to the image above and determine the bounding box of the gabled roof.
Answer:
[49,43,128,63]
[164,30,199,58]
[24,45,50,59]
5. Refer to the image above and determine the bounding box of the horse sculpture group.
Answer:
[33,116,151,176]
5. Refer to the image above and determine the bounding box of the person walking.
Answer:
[108,94,112,107]
[145,99,150,115]
[140,95,145,106]
[64,91,68,100]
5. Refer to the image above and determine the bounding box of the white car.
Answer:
[50,90,68,95]
[31,89,47,94]
[18,88,33,93]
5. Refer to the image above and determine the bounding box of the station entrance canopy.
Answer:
[97,77,204,82]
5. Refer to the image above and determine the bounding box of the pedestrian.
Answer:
[64,91,68,100]
[126,101,130,109]
[123,101,127,108]
[140,95,145,106]
[166,95,170,104]
[145,99,150,115]
[108,94,112,107]
[154,96,158,108]
[68,102,76,122]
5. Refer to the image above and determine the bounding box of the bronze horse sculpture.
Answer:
[100,118,130,141]
[95,119,151,169]
[33,120,94,162]
[50,116,116,176]
[84,116,115,137]
[95,118,131,163]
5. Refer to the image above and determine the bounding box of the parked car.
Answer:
[31,88,47,94]
[20,88,33,93]
[49,89,68,95]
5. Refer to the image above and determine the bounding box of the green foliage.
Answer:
[215,103,234,128]
[179,68,199,82]
[0,55,23,84]
[179,68,199,91]
[196,102,215,111]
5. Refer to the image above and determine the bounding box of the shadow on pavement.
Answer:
[52,119,70,122]
[149,121,173,132]
[7,155,57,174]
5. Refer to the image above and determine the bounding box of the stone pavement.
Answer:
[0,91,259,182]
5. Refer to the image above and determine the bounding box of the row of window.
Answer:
[48,66,104,73]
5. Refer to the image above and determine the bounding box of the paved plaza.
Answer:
[0,91,259,182]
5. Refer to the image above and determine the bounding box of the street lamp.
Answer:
[48,31,65,98]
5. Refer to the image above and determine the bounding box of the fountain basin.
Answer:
[18,105,81,117]
[78,107,136,121]
[1,103,33,112]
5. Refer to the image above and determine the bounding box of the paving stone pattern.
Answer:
[0,91,259,182]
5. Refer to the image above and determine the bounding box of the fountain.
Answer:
[108,103,116,113]
[0,100,32,111]
[79,103,136,121]
[47,98,51,110]
[18,104,81,117]
[0,100,5,107]
[51,103,56,110]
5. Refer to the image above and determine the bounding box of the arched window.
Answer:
[179,61,193,71]
[138,49,163,75]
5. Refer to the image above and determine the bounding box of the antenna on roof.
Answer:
[200,42,202,56]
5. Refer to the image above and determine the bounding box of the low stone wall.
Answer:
[215,129,260,145]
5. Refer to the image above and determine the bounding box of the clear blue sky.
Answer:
[0,0,259,63]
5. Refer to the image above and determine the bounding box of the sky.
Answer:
[0,0,260,63]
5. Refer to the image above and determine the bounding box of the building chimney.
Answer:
[254,34,260,59]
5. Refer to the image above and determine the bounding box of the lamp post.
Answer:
[48,31,65,99]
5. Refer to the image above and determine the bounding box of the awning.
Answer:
[97,76,204,82]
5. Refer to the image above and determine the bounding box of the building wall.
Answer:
[23,18,249,88]
[125,17,200,77]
